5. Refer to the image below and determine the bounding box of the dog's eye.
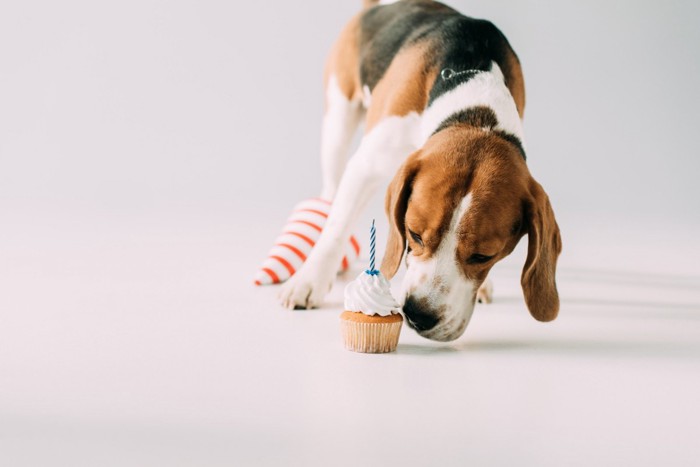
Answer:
[468,253,494,264]
[408,229,423,247]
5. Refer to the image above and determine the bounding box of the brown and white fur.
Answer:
[279,0,562,342]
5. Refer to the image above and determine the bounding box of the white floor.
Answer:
[1,211,699,466]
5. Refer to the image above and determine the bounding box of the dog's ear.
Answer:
[521,179,562,322]
[380,152,421,279]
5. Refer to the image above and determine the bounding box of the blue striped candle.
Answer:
[367,219,378,275]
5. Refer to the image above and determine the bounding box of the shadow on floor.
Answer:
[398,338,700,360]
[492,295,700,318]
[497,264,700,290]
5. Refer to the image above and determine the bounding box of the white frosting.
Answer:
[344,271,401,316]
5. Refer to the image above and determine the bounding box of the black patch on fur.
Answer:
[433,106,499,134]
[359,0,518,103]
[432,106,527,160]
[359,0,455,91]
[426,17,512,104]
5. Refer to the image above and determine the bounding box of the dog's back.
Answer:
[331,0,525,118]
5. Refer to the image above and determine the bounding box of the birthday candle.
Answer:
[369,219,376,273]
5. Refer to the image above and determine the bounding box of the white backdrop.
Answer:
[2,0,699,229]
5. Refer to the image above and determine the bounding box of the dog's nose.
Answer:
[403,296,440,331]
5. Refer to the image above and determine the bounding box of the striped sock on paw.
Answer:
[254,198,361,285]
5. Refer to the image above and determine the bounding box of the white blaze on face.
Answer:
[401,193,477,341]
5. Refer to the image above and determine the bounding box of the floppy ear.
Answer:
[521,179,562,322]
[380,153,421,279]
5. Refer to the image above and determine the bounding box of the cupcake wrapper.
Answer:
[340,320,402,354]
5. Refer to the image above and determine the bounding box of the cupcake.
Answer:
[341,270,403,353]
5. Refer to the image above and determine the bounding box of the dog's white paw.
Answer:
[477,279,493,304]
[278,267,333,310]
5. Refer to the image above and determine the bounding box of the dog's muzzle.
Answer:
[401,291,476,342]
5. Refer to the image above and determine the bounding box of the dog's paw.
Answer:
[477,279,493,304]
[278,267,333,310]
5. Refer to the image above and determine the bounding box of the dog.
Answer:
[279,0,562,342]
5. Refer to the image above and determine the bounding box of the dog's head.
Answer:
[381,127,562,341]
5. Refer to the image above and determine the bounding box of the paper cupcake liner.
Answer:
[340,319,403,354]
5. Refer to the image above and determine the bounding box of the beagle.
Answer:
[279,0,562,342]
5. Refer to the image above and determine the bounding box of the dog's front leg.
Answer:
[279,115,419,309]
[279,156,381,309]
[319,77,364,201]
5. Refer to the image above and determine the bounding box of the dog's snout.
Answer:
[403,296,440,331]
